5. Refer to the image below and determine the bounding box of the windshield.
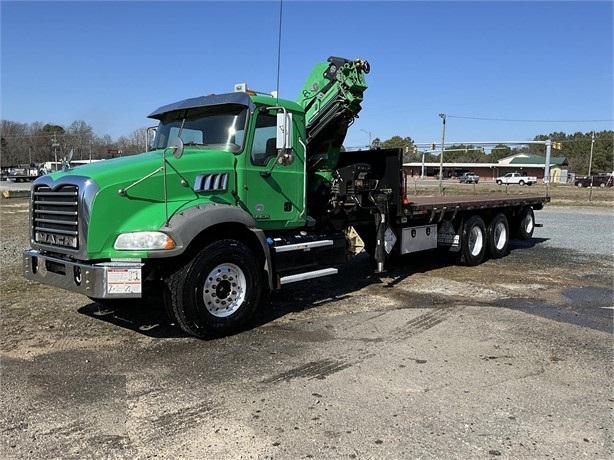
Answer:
[152,105,248,153]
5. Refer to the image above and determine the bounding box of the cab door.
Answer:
[243,111,305,230]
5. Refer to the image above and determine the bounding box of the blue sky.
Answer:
[1,0,613,150]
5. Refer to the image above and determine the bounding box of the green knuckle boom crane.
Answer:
[23,56,549,338]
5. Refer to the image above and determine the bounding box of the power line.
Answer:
[447,115,613,123]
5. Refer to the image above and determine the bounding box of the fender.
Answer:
[154,202,275,289]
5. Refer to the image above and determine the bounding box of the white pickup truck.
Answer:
[496,172,537,186]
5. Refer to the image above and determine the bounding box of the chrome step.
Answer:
[274,240,334,253]
[279,268,338,285]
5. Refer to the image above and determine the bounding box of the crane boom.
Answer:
[296,56,370,160]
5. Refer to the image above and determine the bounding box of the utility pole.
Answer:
[544,140,552,184]
[438,113,446,196]
[588,131,595,178]
[588,131,595,201]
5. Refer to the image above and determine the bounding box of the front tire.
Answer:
[487,213,509,259]
[496,180,503,185]
[461,215,487,266]
[164,239,262,339]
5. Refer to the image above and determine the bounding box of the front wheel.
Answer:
[496,180,503,185]
[461,215,487,266]
[164,239,262,339]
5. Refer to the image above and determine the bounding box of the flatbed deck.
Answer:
[404,194,550,220]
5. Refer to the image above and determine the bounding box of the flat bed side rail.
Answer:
[403,194,550,219]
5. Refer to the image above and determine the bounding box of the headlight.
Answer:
[114,232,176,250]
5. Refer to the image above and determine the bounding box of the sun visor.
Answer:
[148,92,255,120]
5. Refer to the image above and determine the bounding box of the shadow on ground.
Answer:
[78,238,551,339]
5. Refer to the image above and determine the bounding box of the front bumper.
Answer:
[23,250,144,299]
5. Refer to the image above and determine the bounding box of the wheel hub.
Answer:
[469,226,484,256]
[202,263,246,318]
[494,222,507,250]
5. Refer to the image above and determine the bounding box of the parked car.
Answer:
[496,172,537,186]
[574,174,613,188]
[459,172,479,183]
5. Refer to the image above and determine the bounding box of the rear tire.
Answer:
[519,180,525,186]
[164,239,261,339]
[487,213,509,259]
[515,207,535,240]
[461,215,487,266]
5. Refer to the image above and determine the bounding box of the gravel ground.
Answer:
[1,193,612,460]
[533,206,614,256]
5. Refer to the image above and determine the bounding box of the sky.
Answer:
[1,0,613,151]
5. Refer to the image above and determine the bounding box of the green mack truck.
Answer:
[23,56,549,338]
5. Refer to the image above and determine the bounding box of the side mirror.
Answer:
[276,112,293,150]
[171,137,184,159]
[146,125,158,151]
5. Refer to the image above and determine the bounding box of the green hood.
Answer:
[47,149,237,259]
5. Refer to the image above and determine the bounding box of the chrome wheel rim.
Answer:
[524,215,534,234]
[202,263,246,318]
[469,226,484,257]
[493,221,507,250]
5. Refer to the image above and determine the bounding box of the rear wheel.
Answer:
[519,180,525,186]
[487,213,509,259]
[461,215,487,266]
[515,207,535,240]
[164,239,261,339]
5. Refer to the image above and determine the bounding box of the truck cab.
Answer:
[148,91,307,230]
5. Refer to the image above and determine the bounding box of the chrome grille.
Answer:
[32,184,79,249]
